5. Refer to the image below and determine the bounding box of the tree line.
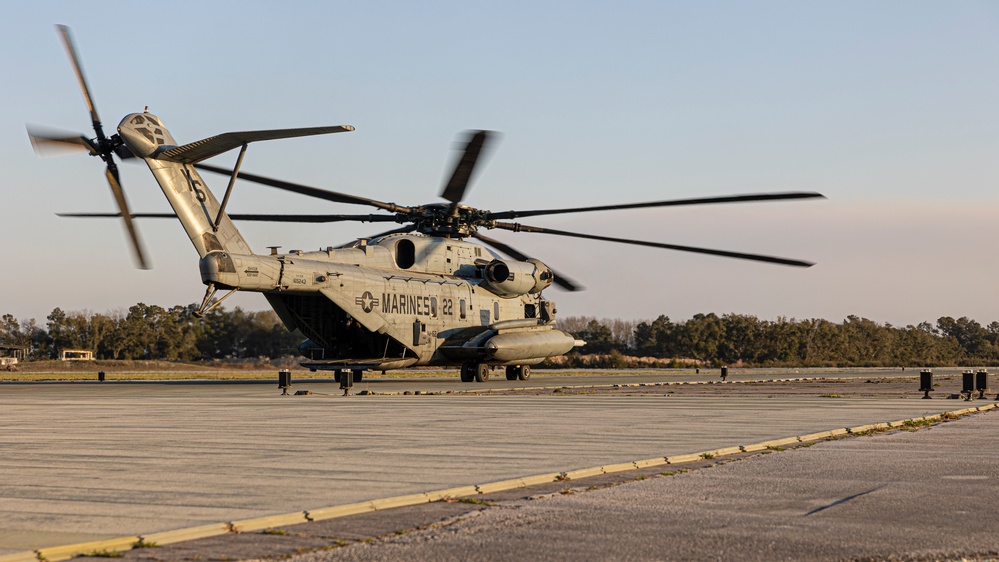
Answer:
[3,305,999,367]
[558,314,999,367]
[1,304,299,361]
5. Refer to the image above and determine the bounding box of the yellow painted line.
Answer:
[666,453,704,464]
[11,403,995,561]
[228,512,310,533]
[306,502,378,522]
[634,457,668,469]
[563,466,606,480]
[797,430,836,442]
[740,442,770,453]
[370,492,440,511]
[36,536,139,562]
[424,485,480,500]
[477,474,559,494]
[140,522,231,546]
[602,461,643,474]
[707,446,744,457]
[757,436,802,449]
[520,473,564,487]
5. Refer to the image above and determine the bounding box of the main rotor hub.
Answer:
[413,203,491,238]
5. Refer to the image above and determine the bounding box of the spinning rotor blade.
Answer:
[487,192,826,221]
[194,163,412,214]
[473,232,583,292]
[56,25,104,140]
[37,26,148,269]
[104,165,149,269]
[492,222,814,267]
[440,130,493,204]
[26,125,97,157]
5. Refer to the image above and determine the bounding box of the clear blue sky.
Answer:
[2,1,999,327]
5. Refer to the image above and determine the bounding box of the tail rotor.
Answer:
[28,25,149,269]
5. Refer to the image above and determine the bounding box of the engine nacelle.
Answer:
[481,259,553,298]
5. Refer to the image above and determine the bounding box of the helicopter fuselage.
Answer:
[199,234,577,371]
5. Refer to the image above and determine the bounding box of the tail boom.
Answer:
[118,112,252,258]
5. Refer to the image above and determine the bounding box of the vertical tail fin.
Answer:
[118,111,252,258]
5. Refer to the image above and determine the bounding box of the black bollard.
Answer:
[962,370,975,401]
[340,369,354,396]
[976,369,989,399]
[720,366,728,381]
[919,369,932,399]
[278,369,292,395]
[98,371,105,382]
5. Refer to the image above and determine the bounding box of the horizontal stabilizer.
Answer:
[156,125,355,164]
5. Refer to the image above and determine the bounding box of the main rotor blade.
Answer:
[194,163,413,214]
[26,125,97,157]
[473,232,583,291]
[58,212,175,218]
[220,213,402,223]
[56,25,103,138]
[104,165,149,269]
[440,130,493,204]
[57,212,402,223]
[488,192,826,221]
[491,222,814,267]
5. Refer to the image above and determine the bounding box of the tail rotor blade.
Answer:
[104,165,149,269]
[56,24,103,135]
[26,124,97,157]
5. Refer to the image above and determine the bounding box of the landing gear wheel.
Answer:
[333,370,342,383]
[460,363,475,383]
[474,363,489,382]
[506,365,531,380]
[352,370,363,382]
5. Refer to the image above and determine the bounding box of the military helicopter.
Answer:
[29,26,824,383]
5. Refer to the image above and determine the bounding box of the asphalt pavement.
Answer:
[286,410,999,562]
[0,371,995,561]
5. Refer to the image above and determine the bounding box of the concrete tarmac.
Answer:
[290,411,999,562]
[0,372,983,557]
